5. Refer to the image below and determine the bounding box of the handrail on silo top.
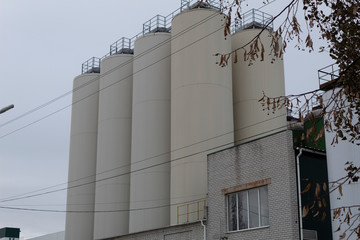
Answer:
[231,8,273,34]
[143,14,170,34]
[109,37,133,55]
[81,57,101,74]
[181,0,191,11]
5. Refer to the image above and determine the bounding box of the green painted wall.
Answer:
[299,152,332,240]
[293,116,326,151]
[0,227,20,238]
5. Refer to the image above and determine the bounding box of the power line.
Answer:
[0,12,224,141]
[0,0,280,132]
[1,193,206,207]
[0,99,278,202]
[0,125,293,214]
[0,124,292,212]
[0,11,240,202]
[0,0,284,206]
[0,120,288,204]
[0,197,206,213]
[0,11,220,130]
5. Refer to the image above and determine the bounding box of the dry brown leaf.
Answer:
[302,205,309,218]
[301,183,311,194]
[339,184,343,196]
[315,183,321,198]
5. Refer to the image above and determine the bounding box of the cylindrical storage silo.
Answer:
[129,32,171,233]
[65,73,99,240]
[93,54,133,239]
[232,28,287,144]
[170,8,234,225]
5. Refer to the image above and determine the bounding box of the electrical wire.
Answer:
[0,0,280,132]
[0,10,221,130]
[0,120,288,204]
[0,12,225,140]
[0,11,265,201]
[0,0,286,211]
[0,124,291,213]
[0,100,281,203]
[0,197,207,213]
[1,193,206,207]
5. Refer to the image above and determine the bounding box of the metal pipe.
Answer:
[200,219,206,240]
[296,148,304,240]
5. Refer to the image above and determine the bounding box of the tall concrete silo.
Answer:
[170,8,234,225]
[65,72,99,240]
[129,31,171,233]
[93,52,133,239]
[232,16,287,144]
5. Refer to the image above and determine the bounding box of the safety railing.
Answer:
[81,2,272,74]
[143,15,170,34]
[177,199,207,224]
[109,37,134,55]
[81,57,101,74]
[232,9,273,33]
[96,0,220,63]
[318,63,340,87]
[181,0,221,11]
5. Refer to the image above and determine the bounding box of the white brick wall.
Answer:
[207,130,300,240]
[103,130,299,240]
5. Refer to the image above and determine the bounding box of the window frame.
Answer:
[226,185,270,233]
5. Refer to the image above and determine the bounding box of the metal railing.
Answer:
[232,9,273,33]
[80,2,272,74]
[177,199,207,224]
[81,57,101,74]
[318,63,340,87]
[143,15,170,34]
[81,0,221,72]
[181,0,221,11]
[110,37,134,56]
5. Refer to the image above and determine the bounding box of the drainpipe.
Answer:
[296,147,304,240]
[200,219,206,240]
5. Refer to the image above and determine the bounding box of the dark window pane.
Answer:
[260,186,269,226]
[228,193,238,231]
[237,191,248,229]
[249,188,260,228]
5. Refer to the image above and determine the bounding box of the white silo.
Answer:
[65,72,99,240]
[129,31,171,233]
[170,8,234,225]
[93,53,133,239]
[232,14,287,144]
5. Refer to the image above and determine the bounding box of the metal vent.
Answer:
[303,229,318,240]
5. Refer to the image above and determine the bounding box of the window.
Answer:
[227,185,269,232]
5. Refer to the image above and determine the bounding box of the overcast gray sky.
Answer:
[0,0,333,239]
